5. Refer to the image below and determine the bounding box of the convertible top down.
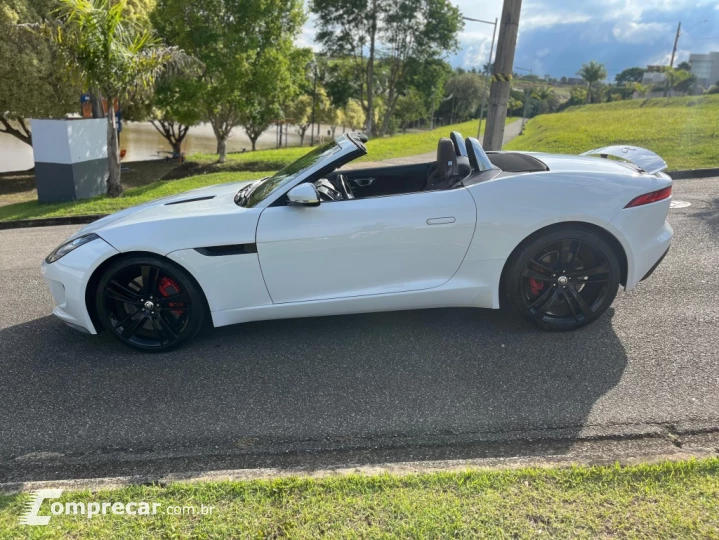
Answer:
[42,132,673,351]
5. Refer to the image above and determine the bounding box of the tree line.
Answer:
[1,0,465,197]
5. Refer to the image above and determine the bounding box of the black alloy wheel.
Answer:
[505,228,620,331]
[96,256,206,351]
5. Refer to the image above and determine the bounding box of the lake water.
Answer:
[0,121,332,173]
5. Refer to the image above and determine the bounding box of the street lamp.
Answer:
[463,16,498,138]
[515,66,532,133]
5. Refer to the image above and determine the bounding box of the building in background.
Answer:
[689,52,719,89]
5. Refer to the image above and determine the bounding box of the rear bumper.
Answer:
[608,197,673,290]
[41,237,120,334]
[641,246,669,281]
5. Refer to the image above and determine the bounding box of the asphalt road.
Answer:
[1,177,718,482]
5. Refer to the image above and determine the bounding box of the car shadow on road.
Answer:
[0,307,627,481]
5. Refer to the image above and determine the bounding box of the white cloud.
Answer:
[461,38,493,68]
[612,21,672,43]
[646,48,691,66]
[295,13,321,52]
[521,13,591,30]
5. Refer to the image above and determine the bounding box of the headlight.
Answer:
[45,234,100,264]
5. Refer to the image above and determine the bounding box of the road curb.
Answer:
[669,167,719,180]
[2,430,718,494]
[0,166,716,230]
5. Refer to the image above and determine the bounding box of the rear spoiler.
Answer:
[580,146,667,175]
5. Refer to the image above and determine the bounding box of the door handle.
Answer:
[426,217,456,225]
[352,177,375,187]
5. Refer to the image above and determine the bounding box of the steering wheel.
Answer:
[335,173,354,200]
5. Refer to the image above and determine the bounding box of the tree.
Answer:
[507,96,523,115]
[47,0,181,197]
[374,0,462,136]
[403,58,452,127]
[633,82,649,98]
[676,61,691,72]
[153,0,305,162]
[393,87,426,131]
[148,73,203,156]
[0,0,78,145]
[663,67,695,94]
[342,99,365,131]
[239,47,308,151]
[311,0,379,135]
[614,67,644,86]
[285,95,313,144]
[312,0,462,137]
[441,72,484,122]
[531,86,558,114]
[578,60,607,104]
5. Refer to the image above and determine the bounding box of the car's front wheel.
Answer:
[96,256,207,351]
[504,228,621,331]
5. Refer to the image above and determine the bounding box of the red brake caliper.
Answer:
[528,265,545,296]
[158,276,183,315]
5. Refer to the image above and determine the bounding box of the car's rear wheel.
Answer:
[505,228,620,331]
[96,256,206,351]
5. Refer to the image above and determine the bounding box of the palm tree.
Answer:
[47,0,182,197]
[578,60,607,104]
[633,82,649,98]
[531,86,557,114]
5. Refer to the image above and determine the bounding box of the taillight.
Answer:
[624,186,672,208]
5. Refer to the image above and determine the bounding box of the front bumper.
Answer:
[41,237,120,334]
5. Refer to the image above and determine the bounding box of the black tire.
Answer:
[96,255,207,351]
[504,227,621,331]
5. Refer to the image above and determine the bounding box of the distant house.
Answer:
[633,70,668,99]
[689,51,719,89]
[641,71,667,85]
[566,77,584,86]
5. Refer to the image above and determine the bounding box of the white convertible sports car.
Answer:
[42,132,673,351]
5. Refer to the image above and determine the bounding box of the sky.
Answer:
[298,0,719,81]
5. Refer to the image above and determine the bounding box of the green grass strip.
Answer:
[1,458,718,538]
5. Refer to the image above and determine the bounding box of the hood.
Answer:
[73,180,254,239]
[73,179,264,255]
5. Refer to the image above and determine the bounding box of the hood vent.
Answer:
[165,195,216,206]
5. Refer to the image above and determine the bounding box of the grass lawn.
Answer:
[0,171,268,222]
[505,94,719,170]
[1,459,718,538]
[0,118,515,222]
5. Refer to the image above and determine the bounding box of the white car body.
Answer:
[42,134,673,336]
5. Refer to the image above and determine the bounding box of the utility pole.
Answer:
[664,22,681,97]
[515,66,532,133]
[310,63,317,146]
[669,22,681,68]
[477,19,498,138]
[483,0,522,151]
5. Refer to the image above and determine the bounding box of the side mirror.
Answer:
[287,183,320,207]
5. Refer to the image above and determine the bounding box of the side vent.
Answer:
[194,244,257,256]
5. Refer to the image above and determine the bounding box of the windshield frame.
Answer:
[236,134,366,209]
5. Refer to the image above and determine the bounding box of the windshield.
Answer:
[239,140,344,207]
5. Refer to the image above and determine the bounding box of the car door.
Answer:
[255,188,477,304]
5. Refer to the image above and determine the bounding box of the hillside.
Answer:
[505,95,719,170]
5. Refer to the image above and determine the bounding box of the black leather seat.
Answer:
[426,138,466,190]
